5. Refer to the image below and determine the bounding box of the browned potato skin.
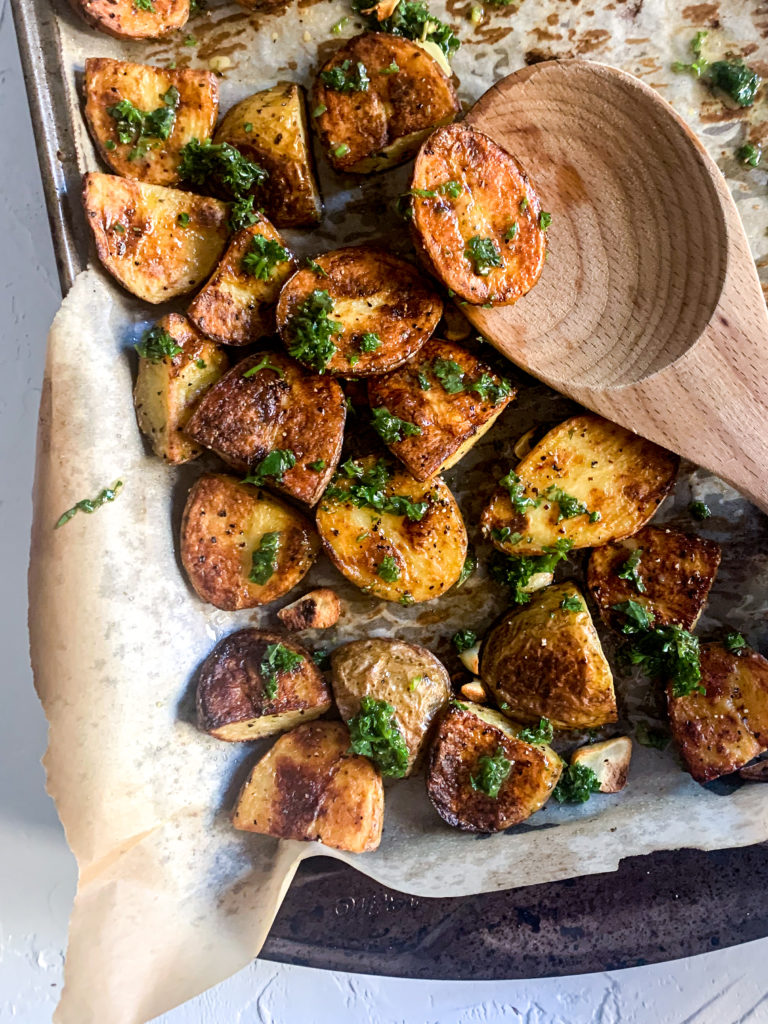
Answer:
[187,219,297,345]
[181,474,320,610]
[667,643,768,783]
[367,337,515,480]
[587,526,721,633]
[197,629,331,741]
[84,59,218,185]
[70,0,188,39]
[411,123,546,305]
[184,351,346,506]
[481,582,617,730]
[232,721,384,853]
[427,704,562,833]
[312,33,460,174]
[276,246,442,377]
[277,588,341,630]
[331,638,451,775]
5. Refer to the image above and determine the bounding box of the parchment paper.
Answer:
[29,0,768,1021]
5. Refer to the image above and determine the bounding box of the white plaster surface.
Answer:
[2,3,768,1021]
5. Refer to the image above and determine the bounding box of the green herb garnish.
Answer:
[355,0,460,59]
[333,143,351,157]
[320,59,370,92]
[313,104,328,117]
[491,526,522,544]
[360,332,381,352]
[259,642,304,700]
[380,61,400,74]
[178,138,267,197]
[331,14,349,32]
[504,222,518,241]
[286,290,342,373]
[539,211,552,229]
[498,469,538,514]
[470,373,512,405]
[133,0,155,9]
[107,88,179,160]
[737,142,762,166]
[465,236,502,276]
[553,762,601,803]
[348,695,409,777]
[489,539,573,605]
[432,357,466,393]
[377,555,401,582]
[617,616,703,697]
[249,531,280,585]
[689,500,711,520]
[243,449,296,485]
[370,406,422,444]
[635,721,670,750]
[241,234,289,280]
[470,747,511,798]
[305,257,328,277]
[324,458,428,521]
[611,599,654,635]
[518,717,554,745]
[177,212,190,226]
[724,631,747,655]
[544,485,590,521]
[673,32,761,107]
[455,549,477,588]
[308,459,326,472]
[560,594,583,612]
[452,629,477,653]
[617,547,645,594]
[135,325,182,362]
[242,354,285,378]
[55,480,123,529]
[228,195,259,232]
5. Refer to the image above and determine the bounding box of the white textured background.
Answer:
[3,1,768,1020]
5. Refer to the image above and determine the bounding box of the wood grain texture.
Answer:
[465,60,768,513]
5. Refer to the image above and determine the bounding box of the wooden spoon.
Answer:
[463,60,768,513]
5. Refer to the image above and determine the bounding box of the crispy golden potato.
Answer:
[197,629,331,741]
[133,313,228,464]
[187,219,296,345]
[367,337,515,480]
[276,246,442,377]
[232,721,384,853]
[214,83,322,228]
[84,58,218,186]
[277,589,341,630]
[184,351,346,506]
[570,737,632,793]
[481,415,679,556]
[427,703,562,833]
[70,0,188,39]
[587,526,721,633]
[180,473,319,611]
[316,456,468,603]
[481,582,617,730]
[331,638,451,775]
[667,642,768,783]
[83,172,229,303]
[410,123,546,306]
[312,33,460,174]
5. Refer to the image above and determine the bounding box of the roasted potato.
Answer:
[460,680,487,703]
[83,173,229,303]
[214,83,322,228]
[410,123,546,306]
[571,737,632,793]
[180,473,319,611]
[587,526,721,633]
[232,721,384,853]
[427,702,562,833]
[481,415,679,556]
[70,0,188,39]
[367,337,515,480]
[481,582,617,729]
[312,33,460,174]
[187,219,297,345]
[133,313,229,464]
[84,59,218,186]
[184,350,346,506]
[277,589,341,630]
[197,629,331,741]
[276,246,442,377]
[316,456,468,603]
[667,642,768,783]
[330,638,451,775]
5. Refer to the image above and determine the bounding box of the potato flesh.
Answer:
[72,0,188,39]
[571,737,632,793]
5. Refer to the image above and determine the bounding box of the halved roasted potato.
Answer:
[277,588,341,630]
[367,337,515,480]
[180,473,319,610]
[184,350,346,506]
[316,456,468,603]
[312,32,460,174]
[481,582,617,729]
[410,123,547,306]
[276,246,442,377]
[587,526,721,633]
[133,313,229,464]
[571,737,632,793]
[427,702,562,833]
[84,58,218,185]
[197,629,331,741]
[331,638,451,775]
[83,173,229,303]
[232,721,384,853]
[481,415,679,556]
[667,642,768,783]
[213,82,322,228]
[187,218,296,345]
[70,0,188,39]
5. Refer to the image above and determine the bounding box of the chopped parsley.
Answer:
[416,371,431,390]
[178,138,267,198]
[243,449,296,485]
[519,197,529,211]
[553,763,601,803]
[455,549,477,588]
[452,629,477,653]
[439,179,462,198]
[671,29,710,78]
[544,485,590,521]
[491,527,522,544]
[738,142,762,167]
[360,332,381,352]
[259,642,304,700]
[320,59,370,92]
[286,290,342,373]
[432,357,466,393]
[499,469,537,514]
[135,325,182,362]
[635,721,670,750]
[195,358,206,369]
[518,717,554,745]
[723,631,747,655]
[305,257,328,276]
[504,222,518,241]
[313,649,331,670]
[331,14,349,32]
[228,195,259,232]
[308,459,326,472]
[617,547,645,594]
[470,747,511,798]
[324,458,428,521]
[370,406,422,444]
[538,211,552,229]
[55,481,123,529]
[312,104,327,118]
[133,0,155,9]
[614,606,703,697]
[470,373,512,405]
[489,539,573,605]
[380,61,400,74]
[377,555,401,582]
[347,695,409,777]
[177,212,190,226]
[560,594,583,612]
[241,234,289,279]
[333,143,351,158]
[249,531,280,585]
[611,599,654,635]
[689,500,711,520]
[242,354,284,378]
[107,88,179,161]
[356,0,460,59]
[465,235,502,276]
[673,32,761,107]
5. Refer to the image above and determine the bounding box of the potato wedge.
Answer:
[571,737,632,793]
[427,703,562,833]
[667,642,768,783]
[316,455,468,603]
[587,526,721,633]
[70,0,188,39]
[187,218,297,345]
[197,629,331,741]
[410,123,546,306]
[276,246,442,377]
[180,473,319,610]
[232,721,384,853]
[331,638,451,775]
[481,582,617,730]
[277,589,341,630]
[213,83,322,228]
[312,33,460,174]
[367,337,515,480]
[481,415,679,556]
[184,351,346,506]
[84,58,218,186]
[133,313,229,464]
[83,172,229,303]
